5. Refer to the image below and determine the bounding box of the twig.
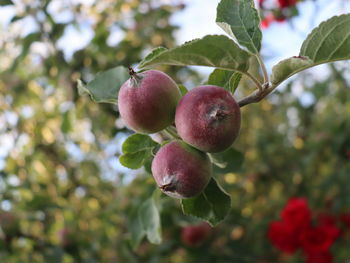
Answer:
[244,72,263,91]
[238,83,275,108]
[256,54,269,85]
[164,126,180,139]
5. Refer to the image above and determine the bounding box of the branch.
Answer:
[238,83,275,107]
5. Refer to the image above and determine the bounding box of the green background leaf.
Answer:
[216,0,262,54]
[139,35,250,73]
[129,191,162,248]
[181,178,231,226]
[0,0,13,6]
[78,66,129,104]
[138,195,162,244]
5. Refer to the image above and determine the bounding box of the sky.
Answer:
[171,0,350,72]
[1,0,349,69]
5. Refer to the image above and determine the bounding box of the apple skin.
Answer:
[181,222,212,246]
[151,141,212,198]
[118,70,181,134]
[175,85,241,153]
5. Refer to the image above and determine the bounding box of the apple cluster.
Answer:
[118,69,241,198]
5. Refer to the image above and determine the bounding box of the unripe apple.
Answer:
[118,69,181,134]
[181,222,212,246]
[151,141,212,198]
[175,85,241,153]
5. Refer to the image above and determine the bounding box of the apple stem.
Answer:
[128,66,136,76]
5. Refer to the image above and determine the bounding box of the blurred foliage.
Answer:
[0,0,349,262]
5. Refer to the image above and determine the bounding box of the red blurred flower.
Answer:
[261,14,274,29]
[340,213,350,227]
[278,0,298,8]
[181,222,212,246]
[317,213,337,227]
[259,0,265,8]
[300,224,340,253]
[261,14,286,29]
[268,221,300,254]
[281,198,311,228]
[305,251,333,263]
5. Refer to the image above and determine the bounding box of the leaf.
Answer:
[0,0,13,6]
[216,0,262,54]
[271,14,350,85]
[129,209,146,250]
[10,32,41,70]
[209,148,244,174]
[119,134,159,169]
[229,72,242,94]
[139,47,167,68]
[78,66,129,104]
[178,84,188,96]
[129,191,162,248]
[271,56,314,85]
[138,195,162,244]
[181,178,231,226]
[122,134,159,154]
[300,14,350,64]
[119,151,151,169]
[208,69,233,88]
[208,69,242,94]
[43,247,64,263]
[10,15,24,23]
[139,35,250,73]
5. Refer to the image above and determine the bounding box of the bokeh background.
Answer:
[0,0,350,262]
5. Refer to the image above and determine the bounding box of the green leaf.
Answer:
[119,134,159,169]
[209,148,244,174]
[178,84,188,96]
[208,69,242,94]
[129,191,162,248]
[10,32,41,70]
[271,56,314,85]
[139,47,167,68]
[216,0,262,54]
[300,14,350,64]
[229,72,242,94]
[119,151,151,169]
[78,66,129,104]
[122,134,159,154]
[43,247,64,263]
[138,196,162,244]
[0,0,13,6]
[129,209,146,250]
[181,178,231,226]
[271,14,350,85]
[139,35,250,73]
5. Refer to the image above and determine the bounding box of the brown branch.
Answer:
[238,83,275,108]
